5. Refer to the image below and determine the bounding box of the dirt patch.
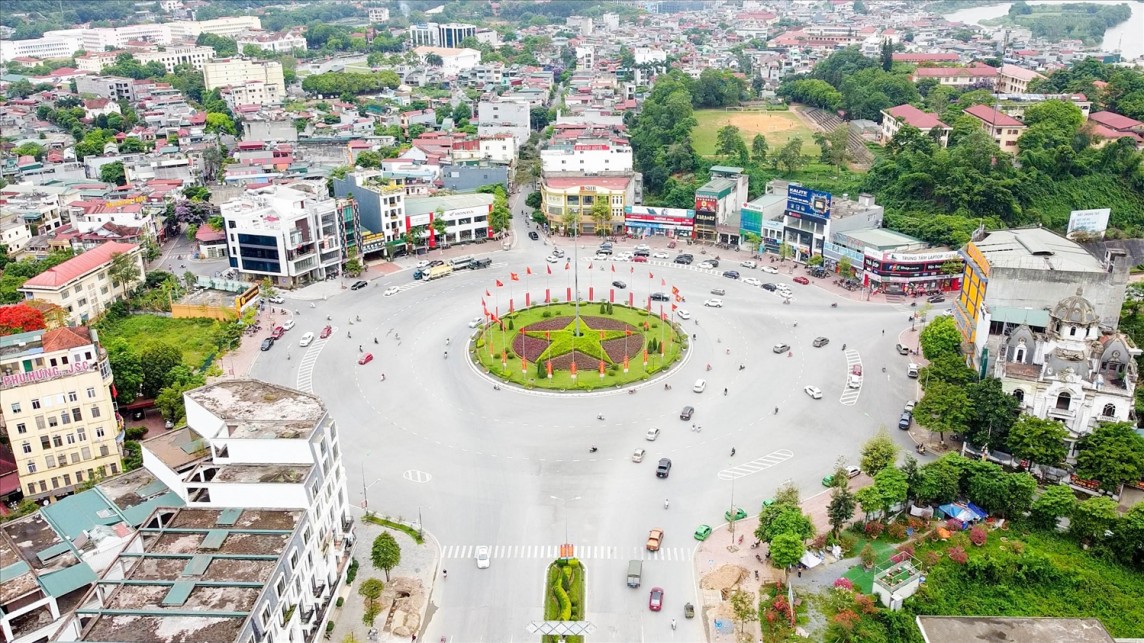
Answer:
[701,564,746,593]
[378,577,426,638]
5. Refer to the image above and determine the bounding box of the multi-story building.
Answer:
[964,104,1027,152]
[995,64,1045,95]
[540,173,637,236]
[911,62,998,88]
[166,16,261,39]
[18,242,145,325]
[693,166,749,243]
[413,46,480,75]
[0,184,76,236]
[220,183,344,286]
[955,227,1130,363]
[76,24,174,51]
[368,7,390,23]
[74,75,137,102]
[134,45,215,73]
[407,22,476,48]
[404,193,496,247]
[0,32,82,63]
[236,29,308,54]
[994,93,1092,120]
[202,58,285,103]
[477,99,531,146]
[880,104,952,147]
[541,127,633,174]
[220,81,283,108]
[0,326,123,502]
[332,173,405,256]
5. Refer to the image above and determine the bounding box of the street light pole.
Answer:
[550,495,581,545]
[361,459,367,510]
[728,474,737,551]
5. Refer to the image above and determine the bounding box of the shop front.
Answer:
[623,206,695,238]
[862,250,964,295]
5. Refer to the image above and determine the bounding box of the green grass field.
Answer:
[692,109,820,158]
[96,315,228,369]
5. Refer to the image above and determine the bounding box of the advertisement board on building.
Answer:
[786,185,831,220]
[1066,208,1111,238]
[740,208,762,235]
[863,254,957,277]
[625,206,695,221]
[695,196,718,212]
[408,213,432,227]
[694,210,717,228]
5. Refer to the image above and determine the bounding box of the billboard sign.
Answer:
[786,185,831,220]
[695,196,718,212]
[1066,208,1111,238]
[625,206,695,221]
[863,256,955,277]
[694,210,717,228]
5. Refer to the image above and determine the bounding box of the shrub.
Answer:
[812,534,828,550]
[326,622,334,634]
[838,532,858,556]
[924,550,942,566]
[1009,540,1026,555]
[358,578,384,600]
[946,518,963,531]
[950,531,970,550]
[896,544,914,558]
[907,516,926,531]
[969,526,987,546]
[833,577,854,590]
[336,597,344,607]
[864,521,884,538]
[948,546,968,564]
[507,318,514,330]
[125,426,147,440]
[886,522,908,541]
[859,543,876,568]
[542,310,552,318]
[346,558,359,584]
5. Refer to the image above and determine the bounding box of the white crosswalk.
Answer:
[840,349,863,406]
[440,544,693,562]
[717,448,795,480]
[295,328,336,393]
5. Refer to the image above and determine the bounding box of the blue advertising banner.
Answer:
[786,185,832,220]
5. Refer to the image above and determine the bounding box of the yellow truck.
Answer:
[426,264,453,280]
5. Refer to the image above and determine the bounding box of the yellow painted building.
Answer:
[541,174,636,236]
[1,327,122,501]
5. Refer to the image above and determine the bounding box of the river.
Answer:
[943,0,1144,60]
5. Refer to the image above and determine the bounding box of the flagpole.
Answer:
[572,191,580,383]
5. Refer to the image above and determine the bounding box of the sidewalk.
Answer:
[329,514,440,643]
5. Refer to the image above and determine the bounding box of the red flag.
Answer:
[661,278,666,286]
[111,383,118,398]
[485,289,491,297]
[565,263,571,271]
[672,303,677,311]
[630,266,634,274]
[489,311,499,323]
[625,329,632,336]
[526,267,533,275]
[650,272,654,279]
[510,273,519,281]
[546,265,552,275]
[671,286,680,296]
[496,280,504,287]
[611,265,615,273]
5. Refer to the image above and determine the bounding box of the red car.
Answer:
[358,353,373,365]
[648,586,664,611]
[270,326,285,339]
[320,325,332,339]
[633,255,648,263]
[793,276,810,285]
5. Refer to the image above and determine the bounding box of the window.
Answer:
[74,285,82,295]
[21,442,32,454]
[1012,389,1025,404]
[96,427,105,438]
[99,445,109,457]
[81,447,91,460]
[76,470,84,481]
[1014,345,1026,362]
[27,462,37,474]
[67,391,78,402]
[16,423,26,434]
[48,416,58,428]
[51,477,59,489]
[66,433,76,445]
[41,436,50,450]
[63,473,71,486]
[1103,403,1117,417]
[78,428,86,441]
[109,463,118,474]
[91,406,100,418]
[71,453,80,464]
[52,435,62,447]
[39,481,47,493]
[60,412,70,426]
[47,454,57,467]
[35,416,45,430]
[87,387,96,398]
[1055,392,1071,411]
[72,408,81,422]
[31,399,40,410]
[11,402,21,413]
[27,484,36,495]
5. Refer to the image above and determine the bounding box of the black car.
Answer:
[680,405,694,420]
[761,283,777,291]
[350,280,368,290]
[612,280,627,289]
[722,270,740,279]
[656,458,672,478]
[898,411,912,430]
[651,292,671,302]
[260,337,275,351]
[812,336,829,347]
[674,255,693,265]
[428,260,445,268]
[927,294,946,303]
[634,249,650,257]
[529,231,539,240]
[470,258,492,269]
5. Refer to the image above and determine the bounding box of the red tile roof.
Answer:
[1088,111,1143,132]
[893,53,959,62]
[42,326,93,352]
[884,104,948,130]
[964,104,1024,128]
[1089,124,1142,144]
[21,242,138,289]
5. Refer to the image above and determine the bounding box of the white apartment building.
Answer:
[167,16,262,39]
[19,242,145,325]
[77,24,174,51]
[405,193,496,246]
[413,46,480,75]
[368,7,390,23]
[0,32,82,63]
[0,326,124,503]
[221,81,283,108]
[477,99,531,146]
[541,139,634,173]
[135,45,215,72]
[236,29,308,53]
[1,215,33,256]
[203,58,285,100]
[633,47,667,65]
[220,183,344,286]
[0,183,77,236]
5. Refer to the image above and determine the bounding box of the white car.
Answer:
[635,244,650,252]
[742,277,762,287]
[804,385,823,399]
[282,319,295,331]
[615,253,633,262]
[646,427,661,441]
[268,296,284,304]
[693,379,707,393]
[740,260,757,269]
[652,251,670,259]
[595,253,610,261]
[416,260,430,268]
[475,545,490,569]
[546,255,560,263]
[676,309,691,320]
[299,332,315,347]
[383,286,400,296]
[468,316,484,328]
[703,298,724,308]
[762,265,779,274]
[698,261,716,270]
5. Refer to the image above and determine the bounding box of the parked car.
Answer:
[698,261,716,270]
[725,506,748,522]
[822,466,861,487]
[270,326,285,340]
[528,231,539,240]
[656,458,672,478]
[898,411,912,430]
[652,251,670,259]
[674,254,693,265]
[927,294,946,303]
[742,277,761,287]
[351,280,368,290]
[693,524,712,541]
[773,343,790,353]
[268,295,284,304]
[812,336,829,347]
[633,255,648,263]
[896,343,911,355]
[260,338,275,351]
[416,260,431,269]
[761,283,777,291]
[651,292,671,302]
[722,270,740,280]
[793,276,810,285]
[679,406,694,421]
[428,260,444,268]
[761,265,779,274]
[740,260,757,269]
[299,332,315,347]
[282,319,295,331]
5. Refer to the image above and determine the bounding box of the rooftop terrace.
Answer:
[186,379,326,440]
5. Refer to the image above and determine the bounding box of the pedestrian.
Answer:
[882,329,885,335]
[798,569,802,578]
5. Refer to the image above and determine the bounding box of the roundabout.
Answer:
[250,213,927,642]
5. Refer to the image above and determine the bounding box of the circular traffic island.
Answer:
[472,302,687,391]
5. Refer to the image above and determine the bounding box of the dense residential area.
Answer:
[2,1,1144,642]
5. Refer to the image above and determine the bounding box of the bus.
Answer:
[449,255,474,269]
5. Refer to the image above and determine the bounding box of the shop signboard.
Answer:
[863,255,955,277]
[1066,208,1110,238]
[695,196,718,212]
[786,185,831,222]
[694,210,717,229]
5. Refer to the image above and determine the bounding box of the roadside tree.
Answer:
[371,532,401,581]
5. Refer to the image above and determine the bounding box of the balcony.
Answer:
[341,515,354,532]
[311,581,326,598]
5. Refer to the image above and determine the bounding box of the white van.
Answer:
[449,255,473,269]
[693,379,707,393]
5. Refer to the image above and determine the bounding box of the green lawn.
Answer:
[692,109,820,158]
[96,315,228,369]
[842,539,900,593]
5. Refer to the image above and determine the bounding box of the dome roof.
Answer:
[1050,288,1099,325]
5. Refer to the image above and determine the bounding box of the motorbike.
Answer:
[916,443,927,455]
[831,302,838,308]
[589,446,598,453]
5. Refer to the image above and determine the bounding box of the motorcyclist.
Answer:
[664,498,669,509]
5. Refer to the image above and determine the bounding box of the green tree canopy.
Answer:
[139,343,183,399]
[1075,422,1144,492]
[859,429,899,477]
[370,531,401,581]
[963,377,1021,447]
[100,161,126,186]
[1030,484,1077,530]
[919,316,962,360]
[769,532,805,579]
[1008,415,1069,470]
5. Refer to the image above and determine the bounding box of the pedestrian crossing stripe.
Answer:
[439,544,693,562]
[717,448,794,480]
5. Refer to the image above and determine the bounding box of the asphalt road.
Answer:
[249,200,922,642]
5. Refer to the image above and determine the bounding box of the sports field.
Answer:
[692,109,820,158]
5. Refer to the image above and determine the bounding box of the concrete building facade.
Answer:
[203,59,285,103]
[477,100,531,146]
[18,242,145,326]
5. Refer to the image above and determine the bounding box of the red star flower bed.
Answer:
[522,316,575,331]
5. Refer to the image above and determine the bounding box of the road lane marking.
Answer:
[717,448,794,480]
